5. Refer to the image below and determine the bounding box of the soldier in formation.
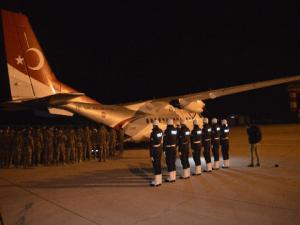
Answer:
[0,124,120,168]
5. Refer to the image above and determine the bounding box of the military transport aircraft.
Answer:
[1,9,300,142]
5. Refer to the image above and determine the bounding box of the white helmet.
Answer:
[212,118,218,124]
[221,119,227,125]
[203,117,209,124]
[193,119,198,126]
[167,118,174,126]
[153,119,159,126]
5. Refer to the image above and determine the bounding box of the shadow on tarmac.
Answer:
[19,164,154,189]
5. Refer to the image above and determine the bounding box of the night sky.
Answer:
[1,1,300,121]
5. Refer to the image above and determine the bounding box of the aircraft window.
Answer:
[146,118,149,124]
[162,118,165,122]
[158,118,161,122]
[150,118,154,123]
[173,118,176,121]
[186,117,188,120]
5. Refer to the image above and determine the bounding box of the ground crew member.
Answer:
[202,118,212,172]
[220,119,230,168]
[163,119,178,182]
[191,119,202,175]
[178,119,191,179]
[211,118,221,170]
[149,120,163,186]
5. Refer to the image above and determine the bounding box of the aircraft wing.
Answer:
[130,75,300,113]
[159,75,300,102]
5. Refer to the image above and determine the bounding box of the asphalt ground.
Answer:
[0,124,299,225]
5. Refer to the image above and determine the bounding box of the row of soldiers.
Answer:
[0,125,124,168]
[149,117,230,186]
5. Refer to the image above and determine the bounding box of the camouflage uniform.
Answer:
[117,128,125,153]
[76,128,83,163]
[109,128,117,157]
[23,129,34,168]
[66,129,76,163]
[98,126,106,162]
[56,129,67,165]
[104,127,110,161]
[14,130,24,167]
[46,127,55,165]
[33,127,44,166]
[42,127,48,165]
[83,126,92,160]
[91,128,98,159]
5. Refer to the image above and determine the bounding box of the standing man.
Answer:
[191,119,202,175]
[163,119,178,183]
[178,119,191,179]
[220,119,230,168]
[211,118,221,170]
[117,127,125,155]
[202,118,212,172]
[246,121,262,167]
[109,128,117,158]
[149,120,163,186]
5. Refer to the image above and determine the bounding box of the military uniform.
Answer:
[46,127,55,165]
[178,124,191,179]
[33,127,44,166]
[98,127,106,162]
[76,128,83,162]
[14,130,24,167]
[149,124,163,186]
[202,122,212,172]
[211,122,221,170]
[163,123,178,182]
[109,128,117,158]
[23,129,34,168]
[220,123,230,168]
[56,129,67,165]
[191,122,202,175]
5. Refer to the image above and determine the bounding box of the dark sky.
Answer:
[1,1,300,120]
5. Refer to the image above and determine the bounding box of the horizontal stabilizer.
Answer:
[0,92,84,109]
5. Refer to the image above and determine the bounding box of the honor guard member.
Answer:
[178,119,191,179]
[202,118,212,172]
[220,119,230,168]
[149,120,163,186]
[163,119,178,182]
[191,119,202,175]
[211,118,221,170]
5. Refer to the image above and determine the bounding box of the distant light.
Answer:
[230,115,235,119]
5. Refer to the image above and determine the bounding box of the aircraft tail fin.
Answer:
[0,9,64,101]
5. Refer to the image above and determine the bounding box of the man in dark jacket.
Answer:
[246,121,262,167]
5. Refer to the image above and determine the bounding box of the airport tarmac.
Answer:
[0,124,299,225]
